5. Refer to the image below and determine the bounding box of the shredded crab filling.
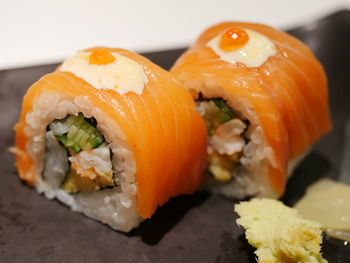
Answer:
[196,97,249,182]
[44,113,115,193]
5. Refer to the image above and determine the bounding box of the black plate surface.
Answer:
[1,10,350,263]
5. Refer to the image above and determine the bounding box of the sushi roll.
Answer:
[171,23,331,199]
[13,47,207,232]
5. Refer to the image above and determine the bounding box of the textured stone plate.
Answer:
[1,10,350,263]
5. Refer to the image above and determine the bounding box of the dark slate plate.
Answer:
[1,10,350,263]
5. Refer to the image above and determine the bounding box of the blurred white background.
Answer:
[0,0,348,69]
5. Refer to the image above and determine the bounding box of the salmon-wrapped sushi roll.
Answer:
[171,23,331,199]
[13,47,207,232]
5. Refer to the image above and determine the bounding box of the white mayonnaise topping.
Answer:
[207,28,276,67]
[60,51,148,95]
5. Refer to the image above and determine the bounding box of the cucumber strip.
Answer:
[212,98,234,124]
[54,114,104,152]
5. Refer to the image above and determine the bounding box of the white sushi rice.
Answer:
[23,91,142,232]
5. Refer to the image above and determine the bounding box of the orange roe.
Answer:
[219,27,249,51]
[89,49,116,65]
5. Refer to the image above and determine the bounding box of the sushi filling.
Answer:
[44,113,115,193]
[196,98,248,182]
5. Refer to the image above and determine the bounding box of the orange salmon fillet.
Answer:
[14,47,207,218]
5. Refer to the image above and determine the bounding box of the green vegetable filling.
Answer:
[55,114,104,152]
[212,98,235,123]
[200,98,235,135]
